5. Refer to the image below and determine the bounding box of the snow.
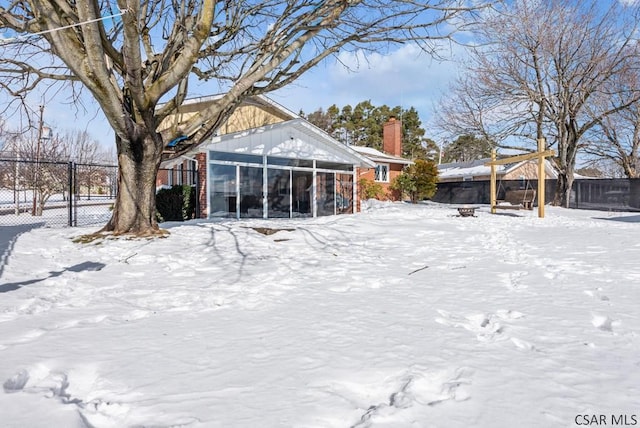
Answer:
[0,201,639,427]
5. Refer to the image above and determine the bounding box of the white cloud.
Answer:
[272,42,470,137]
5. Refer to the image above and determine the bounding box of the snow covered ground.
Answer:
[0,201,638,428]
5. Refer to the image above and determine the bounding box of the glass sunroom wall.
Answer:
[239,166,264,218]
[336,173,354,214]
[210,164,237,217]
[292,170,313,217]
[267,168,291,218]
[317,172,336,216]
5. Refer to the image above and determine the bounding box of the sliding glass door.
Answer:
[239,166,263,218]
[209,164,236,218]
[292,170,313,217]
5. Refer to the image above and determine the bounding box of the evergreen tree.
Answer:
[390,159,439,202]
[304,101,430,159]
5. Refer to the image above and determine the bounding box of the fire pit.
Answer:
[458,207,476,217]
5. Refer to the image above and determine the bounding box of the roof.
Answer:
[438,156,558,180]
[160,94,300,156]
[173,118,375,168]
[350,146,414,165]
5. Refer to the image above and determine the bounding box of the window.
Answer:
[267,156,313,168]
[374,163,389,182]
[209,164,237,218]
[177,164,183,185]
[316,161,352,171]
[187,160,197,185]
[316,172,335,216]
[239,166,263,218]
[210,151,262,164]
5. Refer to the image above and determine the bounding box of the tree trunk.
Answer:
[100,133,165,236]
[553,173,574,208]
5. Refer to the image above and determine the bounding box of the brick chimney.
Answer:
[383,117,402,157]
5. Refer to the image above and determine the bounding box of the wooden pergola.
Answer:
[485,138,555,218]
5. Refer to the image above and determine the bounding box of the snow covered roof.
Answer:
[438,157,558,180]
[350,146,413,165]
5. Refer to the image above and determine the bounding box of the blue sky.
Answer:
[271,42,466,132]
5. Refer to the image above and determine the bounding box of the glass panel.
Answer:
[316,161,352,171]
[209,164,237,218]
[292,170,313,217]
[239,166,263,218]
[336,173,354,214]
[317,172,335,216]
[267,168,291,218]
[267,157,313,168]
[210,151,263,164]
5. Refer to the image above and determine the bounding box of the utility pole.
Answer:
[32,105,44,216]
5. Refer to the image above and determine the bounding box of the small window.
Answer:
[177,164,183,185]
[316,161,353,171]
[374,164,389,182]
[210,151,263,164]
[267,157,313,168]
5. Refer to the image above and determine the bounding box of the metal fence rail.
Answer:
[0,158,118,228]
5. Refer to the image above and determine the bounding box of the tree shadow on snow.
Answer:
[0,261,105,293]
[594,214,640,223]
[0,223,45,282]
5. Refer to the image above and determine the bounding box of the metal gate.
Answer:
[0,158,118,228]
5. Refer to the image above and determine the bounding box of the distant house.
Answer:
[157,95,375,219]
[352,117,413,200]
[437,156,558,183]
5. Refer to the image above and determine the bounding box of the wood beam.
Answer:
[484,150,555,166]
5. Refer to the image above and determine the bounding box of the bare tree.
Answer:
[0,0,485,236]
[1,125,114,214]
[436,0,640,206]
[584,68,640,180]
[1,129,67,215]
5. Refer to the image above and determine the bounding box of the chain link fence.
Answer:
[432,178,640,211]
[0,158,118,228]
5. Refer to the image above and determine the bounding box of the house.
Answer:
[157,95,375,219]
[432,156,559,205]
[437,156,558,183]
[351,117,413,200]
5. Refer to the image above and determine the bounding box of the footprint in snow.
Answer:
[351,367,473,428]
[584,288,610,302]
[435,310,504,342]
[591,313,618,332]
[436,309,535,351]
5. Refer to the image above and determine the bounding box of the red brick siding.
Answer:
[195,152,207,218]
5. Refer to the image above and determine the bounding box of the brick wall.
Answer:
[383,117,402,157]
[196,152,207,218]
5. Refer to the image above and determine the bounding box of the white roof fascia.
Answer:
[253,94,301,119]
[350,146,413,165]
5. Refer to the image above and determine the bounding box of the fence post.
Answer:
[73,162,79,227]
[67,162,74,226]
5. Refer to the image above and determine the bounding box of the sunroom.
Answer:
[202,118,375,219]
